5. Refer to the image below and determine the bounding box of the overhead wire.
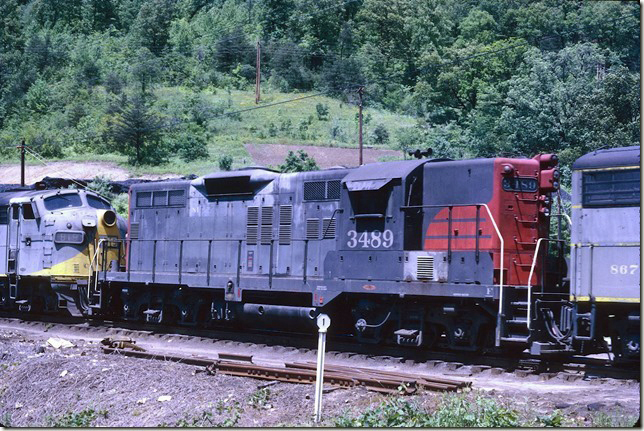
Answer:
[23,146,100,193]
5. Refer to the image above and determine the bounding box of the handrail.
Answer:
[525,237,567,330]
[88,238,107,302]
[400,202,504,346]
[526,238,545,330]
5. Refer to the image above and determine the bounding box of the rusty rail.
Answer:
[102,346,470,394]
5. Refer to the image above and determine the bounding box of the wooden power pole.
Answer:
[357,86,364,165]
[255,41,261,104]
[18,139,25,186]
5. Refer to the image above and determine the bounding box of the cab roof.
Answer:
[572,146,640,170]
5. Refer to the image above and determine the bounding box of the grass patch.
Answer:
[334,393,519,427]
[166,400,243,427]
[589,411,639,428]
[48,408,108,427]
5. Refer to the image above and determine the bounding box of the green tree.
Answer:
[130,0,177,53]
[495,43,638,180]
[109,95,167,165]
[279,150,318,172]
[258,0,295,40]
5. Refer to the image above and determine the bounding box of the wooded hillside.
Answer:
[0,0,639,183]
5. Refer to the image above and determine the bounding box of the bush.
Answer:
[87,175,114,198]
[218,155,233,171]
[316,103,329,121]
[268,122,277,137]
[279,150,318,173]
[396,127,427,157]
[111,194,129,218]
[370,123,390,146]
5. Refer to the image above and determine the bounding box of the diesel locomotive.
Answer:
[1,147,639,360]
[103,151,569,353]
[0,188,127,316]
[568,146,640,360]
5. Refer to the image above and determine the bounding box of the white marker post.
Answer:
[313,313,330,423]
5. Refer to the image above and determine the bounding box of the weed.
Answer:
[48,408,108,427]
[174,401,243,427]
[539,409,566,427]
[334,393,519,428]
[248,387,271,409]
[1,412,12,427]
[589,411,639,427]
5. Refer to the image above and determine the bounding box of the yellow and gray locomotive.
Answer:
[0,188,126,316]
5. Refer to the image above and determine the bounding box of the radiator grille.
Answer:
[416,256,435,280]
[168,189,186,206]
[306,218,320,240]
[129,223,140,239]
[303,180,342,201]
[246,207,259,245]
[327,180,341,199]
[153,191,167,206]
[304,181,326,200]
[136,192,152,207]
[322,218,336,239]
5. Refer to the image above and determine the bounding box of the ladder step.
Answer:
[506,318,528,325]
[511,301,528,307]
[143,309,161,315]
[501,335,529,343]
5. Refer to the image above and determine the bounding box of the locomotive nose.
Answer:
[103,210,117,227]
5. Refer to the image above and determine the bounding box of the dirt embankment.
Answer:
[0,328,639,427]
[244,143,401,168]
[0,162,180,185]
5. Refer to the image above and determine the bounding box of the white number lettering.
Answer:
[371,231,382,248]
[610,264,638,275]
[630,265,639,274]
[347,230,357,248]
[358,231,370,248]
[346,229,395,248]
[382,230,394,247]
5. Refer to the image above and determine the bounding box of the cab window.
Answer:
[22,204,35,219]
[87,195,111,210]
[44,194,82,211]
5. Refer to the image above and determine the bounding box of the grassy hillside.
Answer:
[4,87,417,178]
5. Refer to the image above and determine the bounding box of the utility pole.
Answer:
[357,86,364,165]
[18,139,25,187]
[255,41,261,104]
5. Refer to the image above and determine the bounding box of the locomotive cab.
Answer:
[0,189,126,316]
[332,160,426,281]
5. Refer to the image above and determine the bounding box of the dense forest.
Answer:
[0,0,639,183]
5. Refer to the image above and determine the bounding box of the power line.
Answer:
[23,147,100,193]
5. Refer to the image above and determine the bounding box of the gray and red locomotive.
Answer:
[1,147,640,359]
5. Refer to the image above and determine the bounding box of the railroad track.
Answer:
[0,312,639,382]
